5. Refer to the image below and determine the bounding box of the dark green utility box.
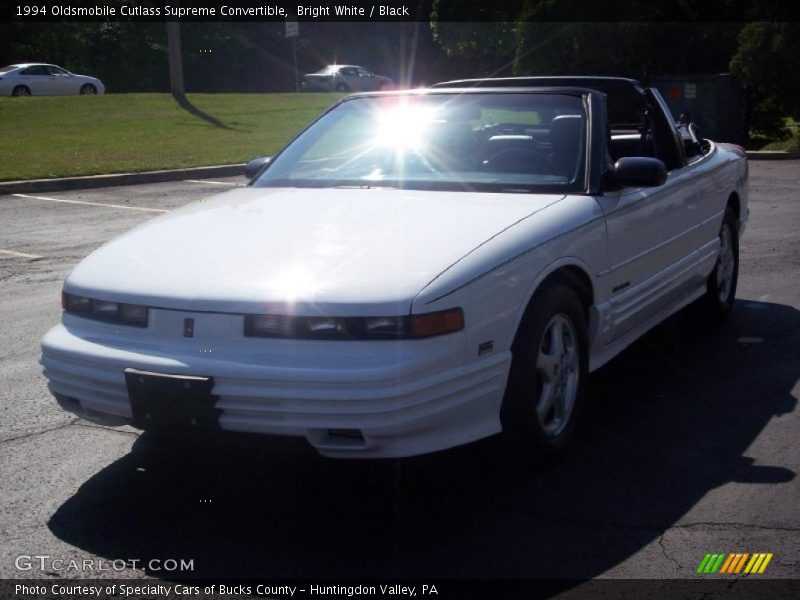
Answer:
[648,73,745,144]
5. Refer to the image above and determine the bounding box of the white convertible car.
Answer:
[41,77,748,459]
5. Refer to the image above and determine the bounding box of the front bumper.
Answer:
[41,317,509,458]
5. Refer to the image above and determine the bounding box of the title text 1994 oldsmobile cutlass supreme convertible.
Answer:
[41,77,748,459]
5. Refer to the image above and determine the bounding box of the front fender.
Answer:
[415,196,607,367]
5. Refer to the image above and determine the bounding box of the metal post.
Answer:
[167,22,185,98]
[292,35,299,92]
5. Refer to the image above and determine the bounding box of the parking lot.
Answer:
[0,162,798,582]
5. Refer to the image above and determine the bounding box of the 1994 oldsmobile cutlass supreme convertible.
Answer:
[41,77,748,459]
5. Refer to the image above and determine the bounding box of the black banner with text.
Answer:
[3,0,800,22]
[3,579,800,600]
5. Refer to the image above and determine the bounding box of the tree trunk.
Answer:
[167,22,184,98]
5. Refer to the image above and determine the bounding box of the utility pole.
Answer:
[285,20,300,92]
[167,22,185,98]
[292,35,299,92]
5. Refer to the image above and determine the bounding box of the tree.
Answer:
[730,21,800,134]
[429,0,521,76]
[512,1,740,79]
[166,23,184,98]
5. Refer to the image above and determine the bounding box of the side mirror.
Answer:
[244,156,271,180]
[613,157,667,188]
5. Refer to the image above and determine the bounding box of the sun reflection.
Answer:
[267,266,320,302]
[372,104,438,152]
[327,100,450,181]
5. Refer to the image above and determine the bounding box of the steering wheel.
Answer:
[482,147,559,176]
[333,146,441,179]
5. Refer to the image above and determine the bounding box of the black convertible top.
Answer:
[431,76,643,94]
[432,77,646,128]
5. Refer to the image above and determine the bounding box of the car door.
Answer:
[18,65,54,94]
[596,94,699,343]
[338,67,360,91]
[357,68,379,91]
[47,66,74,94]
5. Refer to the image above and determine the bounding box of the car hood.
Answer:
[66,187,564,316]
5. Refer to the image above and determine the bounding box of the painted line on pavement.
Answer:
[185,179,240,186]
[0,248,43,259]
[12,193,167,213]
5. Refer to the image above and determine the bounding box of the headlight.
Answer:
[244,308,463,340]
[62,292,149,327]
[243,314,294,338]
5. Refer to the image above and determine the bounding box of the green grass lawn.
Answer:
[0,93,342,181]
[761,117,800,152]
[748,117,800,152]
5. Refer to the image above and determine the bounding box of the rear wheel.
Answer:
[695,207,739,322]
[502,282,588,457]
[12,85,31,97]
[335,82,348,92]
[80,84,97,95]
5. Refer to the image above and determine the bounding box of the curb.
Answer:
[1,151,794,195]
[746,151,800,160]
[0,164,245,195]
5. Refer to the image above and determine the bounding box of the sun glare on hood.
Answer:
[267,266,321,302]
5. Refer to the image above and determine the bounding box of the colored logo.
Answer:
[696,552,773,574]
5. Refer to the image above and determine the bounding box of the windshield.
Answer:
[0,65,21,73]
[254,92,588,193]
[315,66,340,75]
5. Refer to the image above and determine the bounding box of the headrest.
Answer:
[549,115,583,146]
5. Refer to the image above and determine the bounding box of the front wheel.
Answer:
[501,282,588,457]
[80,84,97,95]
[12,85,31,97]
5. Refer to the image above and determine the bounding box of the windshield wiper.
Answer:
[332,184,399,190]
[499,187,536,193]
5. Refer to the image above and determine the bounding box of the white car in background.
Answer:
[0,63,105,96]
[303,65,392,92]
[41,78,747,460]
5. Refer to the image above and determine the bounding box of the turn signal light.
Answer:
[409,308,464,338]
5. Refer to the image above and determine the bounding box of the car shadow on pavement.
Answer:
[48,300,798,580]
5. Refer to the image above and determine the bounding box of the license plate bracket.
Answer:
[125,368,220,429]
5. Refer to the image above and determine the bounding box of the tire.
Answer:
[12,85,31,97]
[335,82,348,92]
[695,207,739,322]
[501,281,588,457]
[80,84,97,95]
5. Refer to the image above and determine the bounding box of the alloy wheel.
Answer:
[717,223,735,303]
[535,313,580,438]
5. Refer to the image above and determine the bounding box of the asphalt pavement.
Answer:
[0,164,798,582]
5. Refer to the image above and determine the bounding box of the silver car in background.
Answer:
[302,65,392,92]
[0,63,105,96]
